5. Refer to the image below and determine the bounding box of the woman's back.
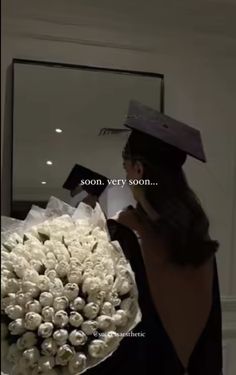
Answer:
[102,212,223,374]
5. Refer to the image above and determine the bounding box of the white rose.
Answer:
[53,310,69,327]
[53,329,68,346]
[83,303,100,319]
[38,275,51,292]
[22,281,40,298]
[38,356,55,371]
[100,302,116,316]
[53,296,69,311]
[70,297,85,311]
[5,304,24,319]
[49,278,64,297]
[87,291,106,306]
[67,271,82,285]
[69,311,84,328]
[69,330,87,346]
[39,292,54,307]
[55,261,70,278]
[55,344,74,366]
[63,283,79,301]
[38,322,54,338]
[22,269,39,283]
[88,339,107,358]
[42,306,55,322]
[25,312,42,330]
[45,269,57,281]
[68,352,87,374]
[22,347,40,367]
[81,320,98,336]
[25,300,42,314]
[16,332,37,350]
[1,293,16,310]
[41,338,58,356]
[96,315,115,331]
[9,318,26,335]
[113,309,128,327]
[5,279,20,293]
[16,292,33,307]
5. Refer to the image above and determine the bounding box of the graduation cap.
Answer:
[123,100,206,164]
[63,164,108,197]
[99,100,206,167]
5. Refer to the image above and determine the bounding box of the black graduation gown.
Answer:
[86,219,223,375]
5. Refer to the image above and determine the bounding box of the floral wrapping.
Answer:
[1,197,142,375]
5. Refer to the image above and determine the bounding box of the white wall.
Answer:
[2,2,236,370]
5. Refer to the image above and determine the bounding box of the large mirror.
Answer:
[12,60,164,219]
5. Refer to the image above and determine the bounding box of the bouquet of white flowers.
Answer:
[1,197,141,375]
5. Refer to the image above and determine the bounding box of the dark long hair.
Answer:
[123,132,219,267]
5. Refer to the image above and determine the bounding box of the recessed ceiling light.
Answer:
[41,181,47,185]
[55,128,62,133]
[46,160,53,165]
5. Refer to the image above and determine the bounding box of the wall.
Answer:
[2,1,236,371]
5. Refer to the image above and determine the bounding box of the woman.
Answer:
[88,101,223,374]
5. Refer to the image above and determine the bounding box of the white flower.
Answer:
[53,329,68,346]
[5,277,21,294]
[25,300,42,314]
[55,261,70,278]
[96,315,115,331]
[5,304,24,319]
[100,302,116,316]
[55,344,74,366]
[113,310,128,327]
[49,278,64,297]
[81,320,98,336]
[69,330,87,346]
[103,330,120,349]
[53,296,69,311]
[69,311,84,327]
[45,269,57,281]
[7,343,22,364]
[87,291,106,306]
[42,306,55,322]
[63,283,79,301]
[22,269,39,283]
[88,339,108,358]
[39,292,54,307]
[67,271,82,284]
[2,269,15,279]
[38,356,55,371]
[25,312,42,330]
[8,318,26,335]
[22,281,40,298]
[68,352,87,374]
[38,322,54,338]
[82,277,103,295]
[53,310,69,327]
[16,292,33,307]
[22,347,40,367]
[70,297,85,311]
[1,293,16,310]
[83,302,100,319]
[41,338,58,356]
[38,275,51,291]
[16,332,37,350]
